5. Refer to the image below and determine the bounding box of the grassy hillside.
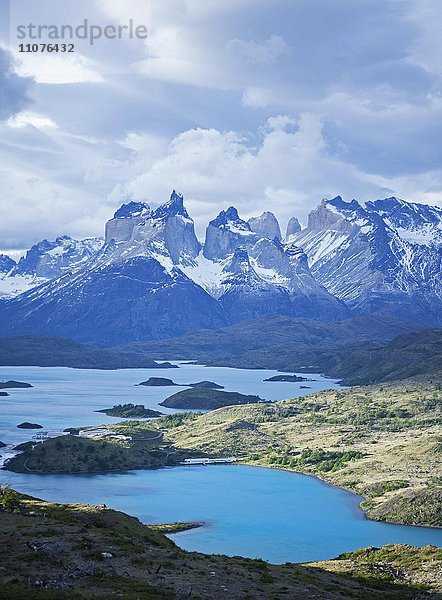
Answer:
[161,374,442,527]
[117,315,436,385]
[0,335,174,369]
[0,488,440,599]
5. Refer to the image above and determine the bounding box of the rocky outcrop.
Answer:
[0,254,15,274]
[105,191,200,266]
[105,201,151,243]
[203,207,259,261]
[248,211,281,240]
[285,216,301,237]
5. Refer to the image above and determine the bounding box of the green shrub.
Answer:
[0,486,20,511]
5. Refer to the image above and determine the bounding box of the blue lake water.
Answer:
[0,364,441,564]
[3,465,442,564]
[0,364,342,446]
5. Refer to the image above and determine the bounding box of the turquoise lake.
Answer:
[1,364,441,564]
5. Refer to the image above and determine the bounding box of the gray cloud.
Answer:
[0,48,33,120]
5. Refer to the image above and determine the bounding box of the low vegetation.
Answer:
[0,490,440,599]
[160,388,266,409]
[163,374,442,527]
[5,431,190,474]
[6,374,441,529]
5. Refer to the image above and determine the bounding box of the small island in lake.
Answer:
[96,404,163,418]
[17,422,43,429]
[160,388,265,410]
[188,381,224,389]
[138,377,181,386]
[0,380,33,389]
[138,377,224,389]
[264,375,311,383]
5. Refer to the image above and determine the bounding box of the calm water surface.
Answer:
[1,364,441,564]
[0,363,342,446]
[3,465,442,564]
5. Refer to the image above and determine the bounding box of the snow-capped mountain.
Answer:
[0,190,440,343]
[288,196,442,325]
[13,235,103,278]
[0,236,103,299]
[0,192,226,343]
[105,191,200,266]
[195,206,349,321]
[218,247,292,323]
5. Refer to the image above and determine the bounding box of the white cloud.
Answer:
[0,168,109,248]
[108,113,431,236]
[7,111,57,129]
[12,51,104,84]
[242,87,274,108]
[226,35,288,65]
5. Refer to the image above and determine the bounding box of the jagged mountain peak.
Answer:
[11,235,103,279]
[222,246,252,275]
[289,194,442,325]
[114,201,151,219]
[2,190,441,340]
[366,196,442,230]
[153,190,190,220]
[0,254,15,274]
[204,207,258,261]
[105,191,200,266]
[210,206,249,229]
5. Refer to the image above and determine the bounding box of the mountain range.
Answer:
[0,191,440,343]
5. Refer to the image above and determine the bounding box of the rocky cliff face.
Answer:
[203,207,259,261]
[106,191,200,266]
[286,216,301,237]
[105,201,151,243]
[248,211,281,240]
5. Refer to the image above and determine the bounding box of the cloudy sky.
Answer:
[1,0,442,251]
